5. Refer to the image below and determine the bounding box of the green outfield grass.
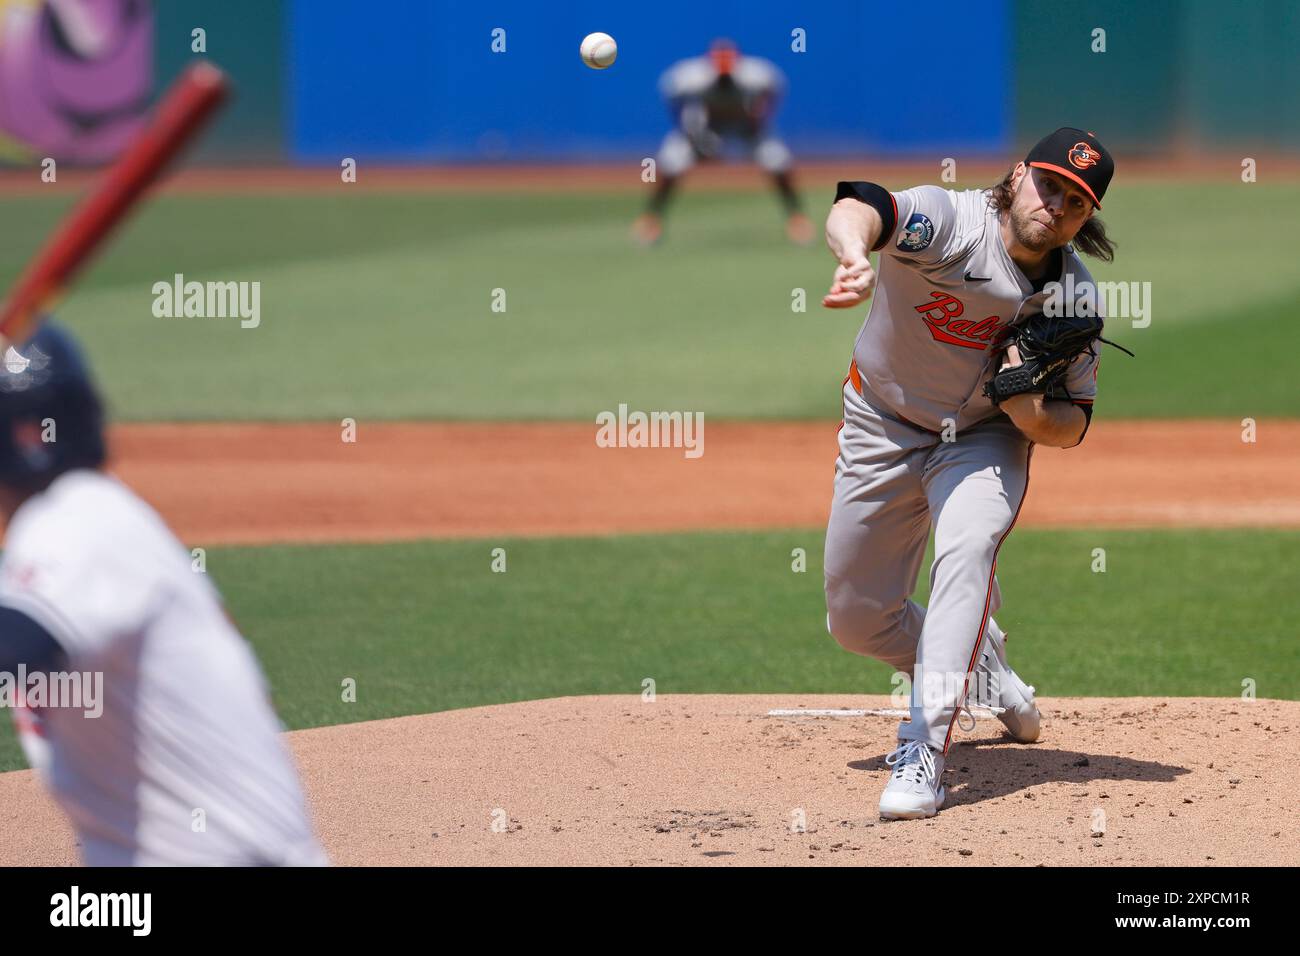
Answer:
[0,180,1295,420]
[2,526,1295,772]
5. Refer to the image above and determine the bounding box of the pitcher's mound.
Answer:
[2,694,1294,866]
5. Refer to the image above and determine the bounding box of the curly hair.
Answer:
[987,166,1116,263]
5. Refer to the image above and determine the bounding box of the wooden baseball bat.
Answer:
[0,61,231,347]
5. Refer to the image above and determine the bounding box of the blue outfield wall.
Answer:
[288,0,1011,163]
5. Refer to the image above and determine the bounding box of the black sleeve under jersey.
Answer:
[1050,400,1094,447]
[1073,402,1094,445]
[834,181,897,251]
[0,605,67,673]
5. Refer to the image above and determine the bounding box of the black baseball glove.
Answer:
[983,311,1133,405]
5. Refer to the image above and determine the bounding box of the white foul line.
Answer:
[767,707,1002,719]
[767,708,895,717]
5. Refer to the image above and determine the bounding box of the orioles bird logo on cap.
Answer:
[1069,142,1100,170]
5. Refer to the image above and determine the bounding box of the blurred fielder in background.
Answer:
[633,38,812,245]
[0,323,327,866]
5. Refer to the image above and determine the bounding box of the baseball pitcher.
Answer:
[633,38,812,245]
[0,323,328,864]
[821,128,1120,819]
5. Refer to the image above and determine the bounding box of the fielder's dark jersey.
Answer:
[659,55,784,139]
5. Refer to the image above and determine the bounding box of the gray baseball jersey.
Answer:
[853,185,1101,434]
[825,184,1102,754]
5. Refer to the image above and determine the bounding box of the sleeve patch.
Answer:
[897,212,935,252]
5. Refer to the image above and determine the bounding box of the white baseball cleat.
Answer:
[977,630,1041,743]
[630,213,663,246]
[878,740,946,820]
[785,212,815,245]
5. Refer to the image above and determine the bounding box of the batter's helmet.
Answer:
[0,322,106,490]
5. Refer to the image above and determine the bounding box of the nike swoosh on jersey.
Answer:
[964,271,992,282]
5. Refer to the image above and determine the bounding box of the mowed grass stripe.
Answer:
[0,184,1292,419]
[3,527,1294,772]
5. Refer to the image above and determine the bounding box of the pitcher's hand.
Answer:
[822,251,877,308]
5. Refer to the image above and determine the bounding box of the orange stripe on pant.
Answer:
[838,361,863,436]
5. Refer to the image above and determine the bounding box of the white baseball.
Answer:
[580,32,617,70]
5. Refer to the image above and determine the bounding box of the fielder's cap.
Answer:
[709,38,738,75]
[1025,127,1113,208]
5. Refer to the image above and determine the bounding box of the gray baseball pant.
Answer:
[824,371,1031,753]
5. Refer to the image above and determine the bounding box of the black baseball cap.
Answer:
[1025,127,1113,208]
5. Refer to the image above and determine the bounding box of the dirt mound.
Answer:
[2,694,1294,867]
[90,420,1300,546]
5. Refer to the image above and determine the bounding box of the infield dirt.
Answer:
[86,418,1300,545]
[1,694,1295,866]
[0,417,1295,867]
